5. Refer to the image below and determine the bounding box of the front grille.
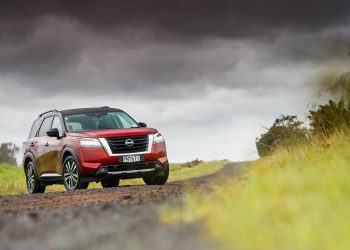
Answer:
[106,135,149,154]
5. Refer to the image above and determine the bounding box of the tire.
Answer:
[25,161,46,194]
[62,156,87,191]
[143,163,169,185]
[101,179,119,188]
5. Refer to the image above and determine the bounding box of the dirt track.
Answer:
[0,163,243,250]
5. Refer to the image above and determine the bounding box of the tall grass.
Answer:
[171,132,350,250]
[0,164,28,195]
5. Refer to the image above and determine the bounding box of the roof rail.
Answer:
[100,106,110,108]
[38,109,58,117]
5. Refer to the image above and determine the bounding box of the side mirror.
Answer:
[138,122,147,127]
[47,128,60,138]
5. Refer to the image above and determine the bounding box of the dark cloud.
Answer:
[1,0,350,39]
[0,17,85,76]
[0,0,349,97]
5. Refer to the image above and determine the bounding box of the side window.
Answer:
[51,116,64,136]
[28,119,42,139]
[38,117,54,137]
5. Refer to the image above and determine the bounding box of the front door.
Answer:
[44,116,64,174]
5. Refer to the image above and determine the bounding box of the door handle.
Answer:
[45,142,49,147]
[30,142,34,147]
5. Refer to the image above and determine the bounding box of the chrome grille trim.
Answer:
[99,134,153,156]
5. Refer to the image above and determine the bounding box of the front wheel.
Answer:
[62,156,87,191]
[25,161,46,194]
[143,163,169,185]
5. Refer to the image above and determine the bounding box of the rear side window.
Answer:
[38,117,54,137]
[28,119,42,139]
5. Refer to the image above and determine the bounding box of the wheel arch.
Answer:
[61,147,79,167]
[23,153,35,171]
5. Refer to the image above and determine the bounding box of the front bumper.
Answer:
[78,141,168,174]
[82,161,168,182]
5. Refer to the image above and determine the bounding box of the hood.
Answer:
[67,127,158,138]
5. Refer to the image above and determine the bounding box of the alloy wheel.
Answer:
[63,160,79,190]
[26,162,36,193]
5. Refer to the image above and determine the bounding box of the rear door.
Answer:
[36,116,54,176]
[24,118,42,167]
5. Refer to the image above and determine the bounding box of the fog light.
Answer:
[99,166,108,174]
[155,163,161,169]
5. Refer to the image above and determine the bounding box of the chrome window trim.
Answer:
[98,134,153,156]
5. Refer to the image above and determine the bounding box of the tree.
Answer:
[0,143,19,166]
[256,115,308,157]
[328,72,350,101]
[308,100,350,137]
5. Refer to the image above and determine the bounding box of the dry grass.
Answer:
[168,133,350,250]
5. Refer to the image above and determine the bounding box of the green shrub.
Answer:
[256,115,308,157]
[180,158,203,168]
[308,99,350,137]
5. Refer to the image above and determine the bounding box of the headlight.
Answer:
[153,133,165,144]
[79,138,102,148]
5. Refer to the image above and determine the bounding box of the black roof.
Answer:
[38,107,122,117]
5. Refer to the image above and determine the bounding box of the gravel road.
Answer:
[0,163,243,250]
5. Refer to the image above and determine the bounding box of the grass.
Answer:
[0,160,228,196]
[0,164,27,195]
[167,133,350,250]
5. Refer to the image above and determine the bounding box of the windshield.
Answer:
[64,112,139,132]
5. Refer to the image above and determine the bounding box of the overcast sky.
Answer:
[1,0,350,163]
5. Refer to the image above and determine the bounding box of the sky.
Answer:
[1,0,350,163]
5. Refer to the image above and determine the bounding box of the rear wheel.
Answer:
[143,163,169,185]
[62,156,87,191]
[25,161,46,194]
[101,179,119,188]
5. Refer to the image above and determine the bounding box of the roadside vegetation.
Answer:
[0,143,19,166]
[169,132,350,250]
[0,160,227,196]
[166,71,350,249]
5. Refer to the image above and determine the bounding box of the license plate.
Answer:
[120,155,143,163]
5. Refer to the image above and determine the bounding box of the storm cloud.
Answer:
[1,0,350,38]
[0,0,350,162]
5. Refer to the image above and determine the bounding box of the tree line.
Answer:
[0,143,19,166]
[256,72,350,157]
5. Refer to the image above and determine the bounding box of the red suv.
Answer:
[23,107,169,194]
